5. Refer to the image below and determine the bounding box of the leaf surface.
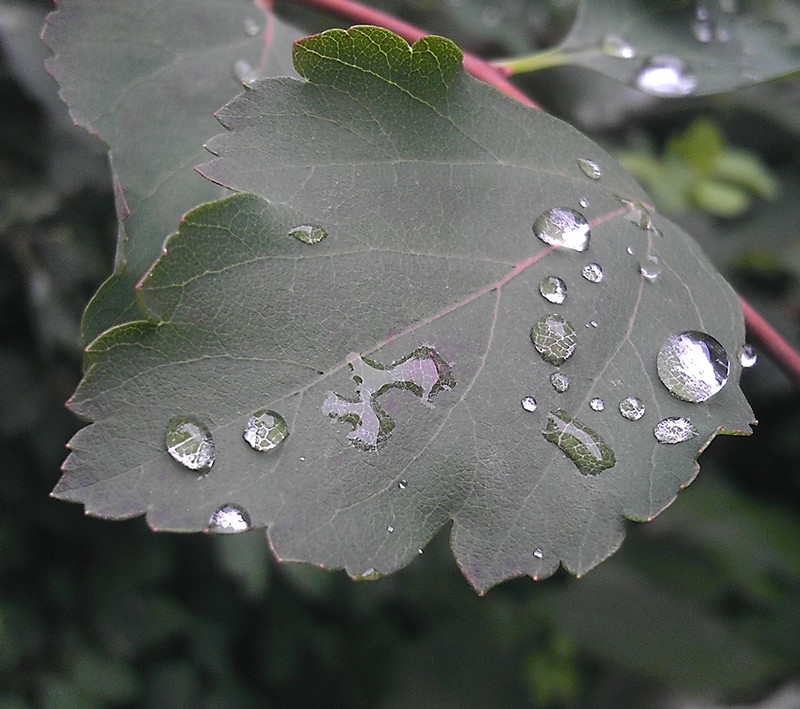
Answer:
[58,26,753,592]
[43,0,303,342]
[553,0,800,96]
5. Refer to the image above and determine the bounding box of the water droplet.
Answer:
[288,224,327,244]
[626,246,634,255]
[738,344,757,368]
[533,548,544,559]
[550,372,569,393]
[542,409,616,475]
[354,568,381,581]
[233,59,258,86]
[589,397,605,411]
[521,396,538,412]
[601,35,636,59]
[657,331,730,402]
[243,17,260,36]
[207,504,251,534]
[243,409,289,451]
[539,276,567,304]
[616,196,655,230]
[530,314,578,366]
[578,197,589,208]
[387,525,394,533]
[586,320,598,328]
[398,479,408,490]
[635,55,698,97]
[165,415,215,472]
[581,263,604,283]
[533,208,591,252]
[618,396,646,421]
[653,417,698,444]
[577,158,602,180]
[639,254,662,281]
[692,1,732,43]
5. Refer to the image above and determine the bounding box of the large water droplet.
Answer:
[581,263,604,283]
[657,331,730,402]
[577,158,603,180]
[233,59,258,86]
[288,224,327,244]
[601,35,636,59]
[533,208,591,252]
[207,504,251,534]
[639,255,662,281]
[635,55,698,97]
[653,417,698,444]
[589,397,605,411]
[550,371,569,393]
[521,396,538,412]
[542,409,616,475]
[165,415,215,472]
[530,314,578,366]
[539,276,567,304]
[243,17,260,36]
[738,344,757,368]
[533,548,544,559]
[618,396,646,421]
[243,409,289,451]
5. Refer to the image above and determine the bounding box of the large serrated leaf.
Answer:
[57,26,754,593]
[43,0,304,343]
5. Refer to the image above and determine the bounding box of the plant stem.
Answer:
[492,49,587,76]
[286,0,800,387]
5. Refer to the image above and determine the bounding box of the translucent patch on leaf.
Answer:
[542,409,616,475]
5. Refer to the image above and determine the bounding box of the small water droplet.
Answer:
[616,196,655,230]
[387,525,395,533]
[601,35,636,59]
[243,409,289,451]
[577,158,603,180]
[530,314,578,366]
[542,409,616,475]
[639,254,662,281]
[578,197,589,208]
[550,372,569,393]
[589,397,605,411]
[521,396,538,412]
[243,17,260,36]
[354,568,381,581]
[654,417,698,444]
[207,504,251,534]
[233,59,258,86]
[618,396,646,421]
[738,344,757,368]
[288,224,327,244]
[586,320,598,328]
[533,548,544,559]
[533,208,591,252]
[657,331,730,402]
[165,415,215,471]
[581,263,604,283]
[398,479,408,490]
[635,55,698,97]
[539,276,567,304]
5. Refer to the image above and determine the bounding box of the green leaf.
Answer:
[57,26,754,593]
[43,0,303,343]
[502,0,800,96]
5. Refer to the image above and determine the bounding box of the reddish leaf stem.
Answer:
[286,0,800,386]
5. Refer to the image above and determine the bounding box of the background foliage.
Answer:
[1,0,799,706]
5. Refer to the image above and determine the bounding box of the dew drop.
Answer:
[387,525,395,533]
[288,224,327,244]
[542,409,616,475]
[738,344,757,368]
[577,158,603,180]
[539,276,567,304]
[165,415,215,472]
[243,409,289,451]
[581,262,604,283]
[639,254,662,281]
[657,331,730,402]
[243,17,260,36]
[586,320,598,329]
[626,246,634,256]
[398,479,408,490]
[616,196,655,230]
[530,314,578,366]
[233,59,258,86]
[589,397,605,411]
[533,548,544,559]
[578,197,589,208]
[533,208,591,252]
[601,35,636,59]
[207,504,251,534]
[618,396,646,421]
[635,55,698,97]
[550,371,569,393]
[653,417,698,444]
[521,396,538,412]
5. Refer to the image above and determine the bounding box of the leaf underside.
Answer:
[57,26,754,593]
